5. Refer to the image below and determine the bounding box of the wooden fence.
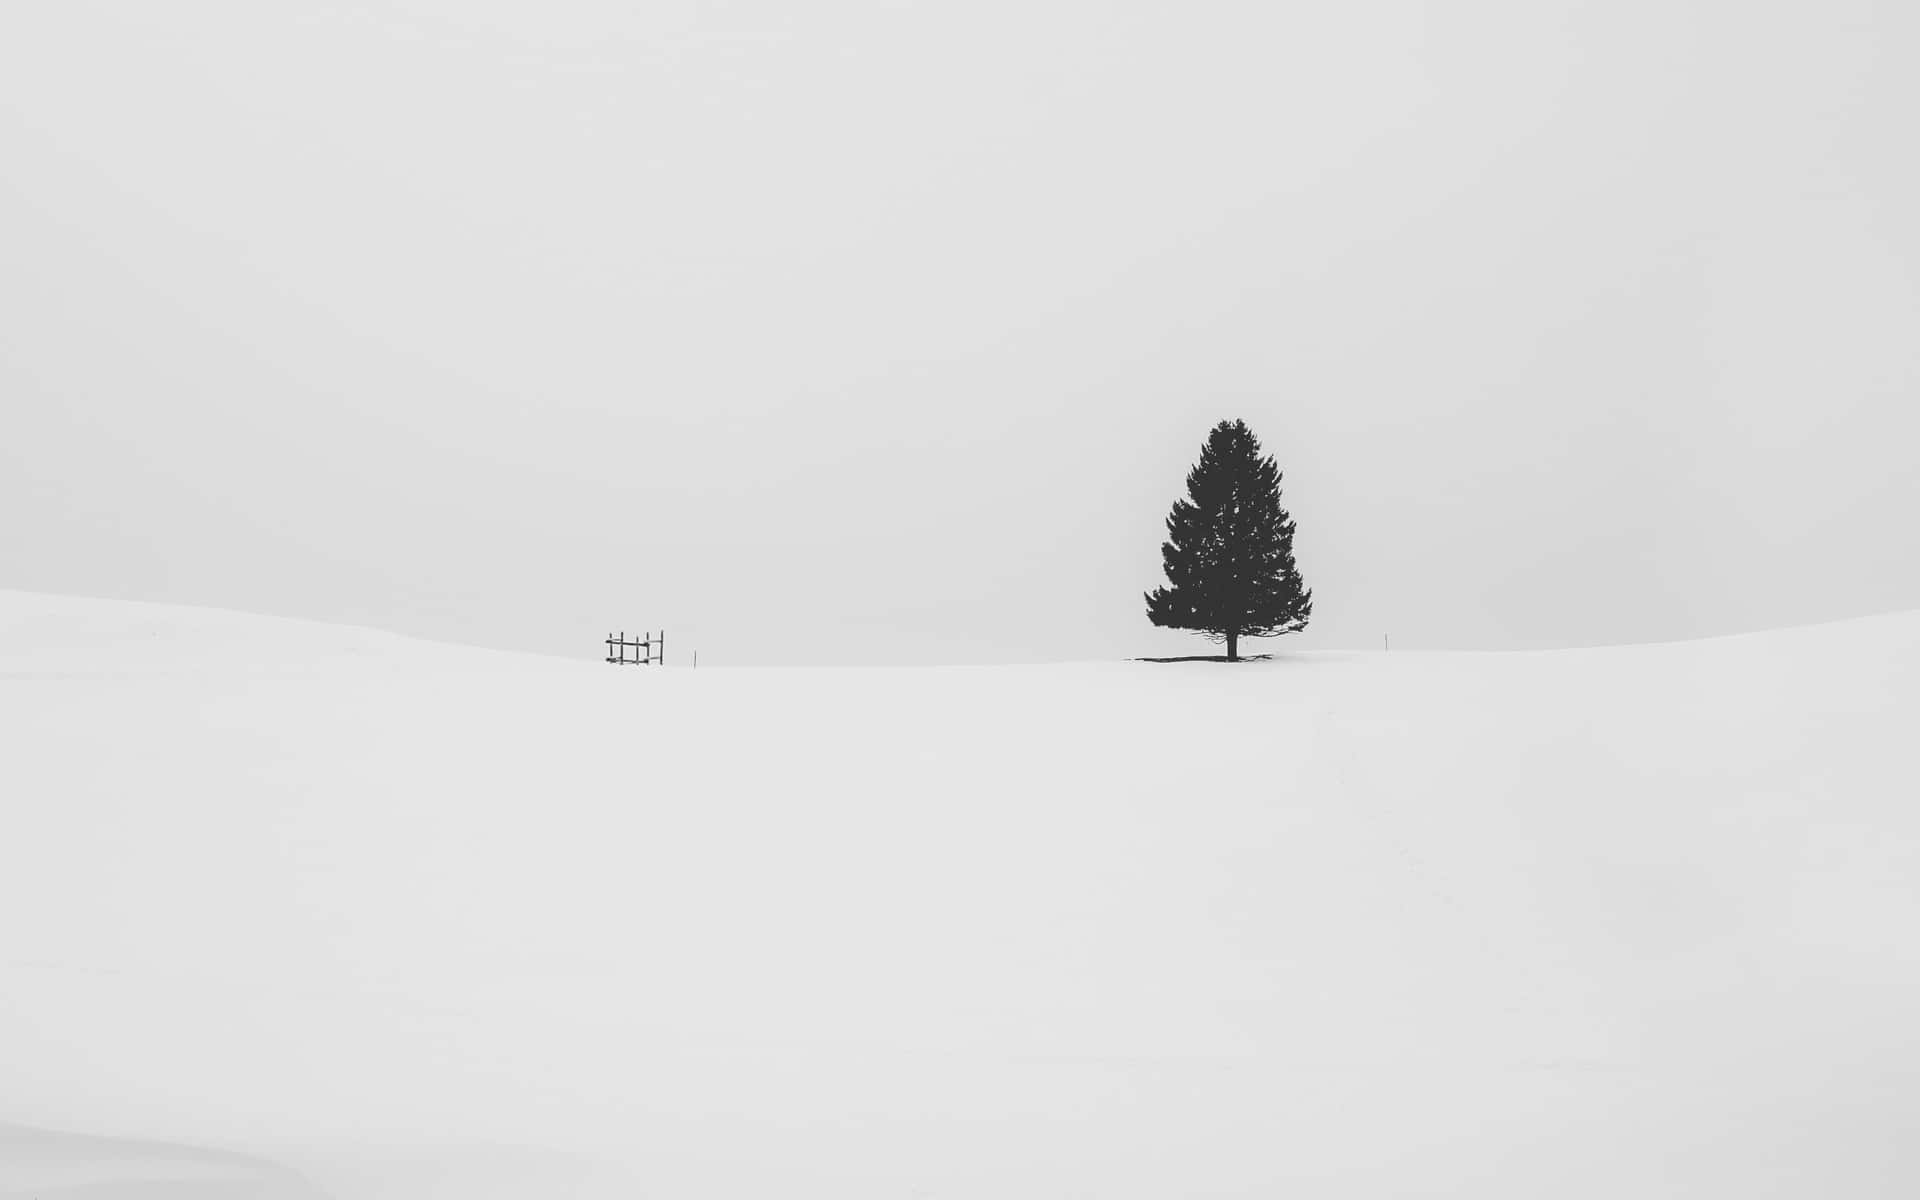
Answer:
[605,630,664,666]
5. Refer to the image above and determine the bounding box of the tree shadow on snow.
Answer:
[1131,653,1275,664]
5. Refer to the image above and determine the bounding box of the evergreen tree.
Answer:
[1145,419,1312,661]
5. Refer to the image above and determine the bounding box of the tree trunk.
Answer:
[1226,630,1239,662]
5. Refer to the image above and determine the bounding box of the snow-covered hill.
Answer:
[3,590,1916,1199]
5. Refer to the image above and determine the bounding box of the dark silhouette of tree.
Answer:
[1145,419,1312,661]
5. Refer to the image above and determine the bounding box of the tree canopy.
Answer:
[1145,419,1312,660]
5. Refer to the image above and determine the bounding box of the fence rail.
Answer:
[605,630,664,666]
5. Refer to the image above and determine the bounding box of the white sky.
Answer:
[5,0,1916,665]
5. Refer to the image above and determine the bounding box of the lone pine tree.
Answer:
[1145,419,1312,661]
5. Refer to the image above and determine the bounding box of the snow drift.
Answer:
[2,590,1917,1198]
